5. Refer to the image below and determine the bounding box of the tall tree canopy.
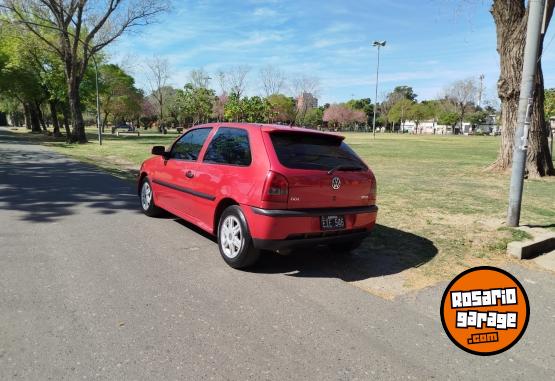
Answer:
[0,0,168,142]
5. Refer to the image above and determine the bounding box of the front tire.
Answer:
[140,177,163,217]
[217,206,260,269]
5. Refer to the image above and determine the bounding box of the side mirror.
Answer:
[151,146,167,156]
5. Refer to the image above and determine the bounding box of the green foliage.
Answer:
[438,111,460,126]
[97,64,143,124]
[390,86,418,102]
[408,102,433,123]
[466,110,490,125]
[266,94,296,123]
[545,88,555,119]
[223,93,243,122]
[177,83,215,125]
[345,98,373,123]
[242,96,268,123]
[387,98,414,123]
[302,107,324,127]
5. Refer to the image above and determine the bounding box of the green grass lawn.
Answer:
[9,127,555,291]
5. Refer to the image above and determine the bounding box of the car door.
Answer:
[195,127,254,231]
[154,128,212,218]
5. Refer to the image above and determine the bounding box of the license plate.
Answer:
[320,215,345,231]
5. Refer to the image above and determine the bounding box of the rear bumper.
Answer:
[243,204,378,242]
[252,230,369,251]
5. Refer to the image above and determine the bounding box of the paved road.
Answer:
[1,128,554,380]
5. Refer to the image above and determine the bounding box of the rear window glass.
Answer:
[269,132,366,171]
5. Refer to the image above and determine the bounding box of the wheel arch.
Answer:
[213,198,239,233]
[137,171,148,195]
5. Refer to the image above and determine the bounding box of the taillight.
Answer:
[262,171,288,203]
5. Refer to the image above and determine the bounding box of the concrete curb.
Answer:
[507,228,555,260]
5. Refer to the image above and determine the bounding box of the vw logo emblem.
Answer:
[331,176,341,190]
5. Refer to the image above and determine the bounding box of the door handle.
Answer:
[185,170,194,178]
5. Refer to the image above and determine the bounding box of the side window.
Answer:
[203,128,252,166]
[170,128,211,160]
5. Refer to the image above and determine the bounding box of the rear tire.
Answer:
[217,205,260,269]
[139,177,164,217]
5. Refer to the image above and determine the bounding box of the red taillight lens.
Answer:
[262,171,288,203]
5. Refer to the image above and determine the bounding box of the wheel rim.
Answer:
[220,215,243,259]
[141,181,152,210]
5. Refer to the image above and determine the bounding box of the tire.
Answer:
[329,239,363,254]
[139,176,164,217]
[217,205,260,269]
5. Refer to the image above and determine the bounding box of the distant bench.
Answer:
[116,130,140,137]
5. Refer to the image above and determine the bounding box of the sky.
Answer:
[108,0,555,105]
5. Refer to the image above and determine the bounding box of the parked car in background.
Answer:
[138,123,378,268]
[111,122,133,134]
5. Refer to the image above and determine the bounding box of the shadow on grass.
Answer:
[250,224,437,281]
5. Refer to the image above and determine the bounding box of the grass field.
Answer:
[8,127,555,294]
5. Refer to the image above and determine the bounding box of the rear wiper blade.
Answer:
[327,165,363,175]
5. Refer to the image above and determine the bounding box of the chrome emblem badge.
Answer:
[331,176,341,190]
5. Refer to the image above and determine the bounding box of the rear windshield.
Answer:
[269,132,366,171]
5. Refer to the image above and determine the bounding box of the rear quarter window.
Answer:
[269,132,366,171]
[203,127,252,166]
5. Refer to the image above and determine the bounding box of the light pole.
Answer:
[371,41,386,138]
[90,53,102,145]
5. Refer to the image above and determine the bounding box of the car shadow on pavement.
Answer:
[0,145,139,223]
[250,224,438,281]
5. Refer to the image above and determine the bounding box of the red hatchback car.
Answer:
[138,123,378,268]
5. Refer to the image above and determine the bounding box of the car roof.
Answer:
[192,122,344,139]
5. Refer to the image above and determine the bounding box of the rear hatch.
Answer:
[266,130,375,209]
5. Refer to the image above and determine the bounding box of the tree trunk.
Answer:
[49,100,61,137]
[61,102,72,142]
[490,0,555,177]
[23,103,32,130]
[36,101,47,131]
[27,102,42,133]
[68,76,87,143]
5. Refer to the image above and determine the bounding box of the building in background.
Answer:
[296,92,318,111]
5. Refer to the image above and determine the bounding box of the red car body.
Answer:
[138,123,377,267]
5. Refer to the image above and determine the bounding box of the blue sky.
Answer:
[108,0,555,105]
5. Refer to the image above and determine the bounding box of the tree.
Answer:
[226,65,250,98]
[490,0,554,176]
[98,64,141,130]
[242,96,268,123]
[345,98,373,124]
[0,26,47,133]
[390,85,417,102]
[302,107,324,128]
[223,93,243,122]
[177,83,215,125]
[212,94,228,122]
[266,94,296,124]
[408,102,433,133]
[323,104,366,130]
[189,68,211,89]
[444,78,478,134]
[259,65,285,97]
[467,110,490,126]
[387,98,414,132]
[145,57,170,131]
[545,88,555,119]
[1,0,168,143]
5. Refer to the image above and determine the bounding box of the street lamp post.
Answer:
[91,53,101,146]
[371,40,386,138]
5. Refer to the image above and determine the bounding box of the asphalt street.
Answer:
[0,127,554,380]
